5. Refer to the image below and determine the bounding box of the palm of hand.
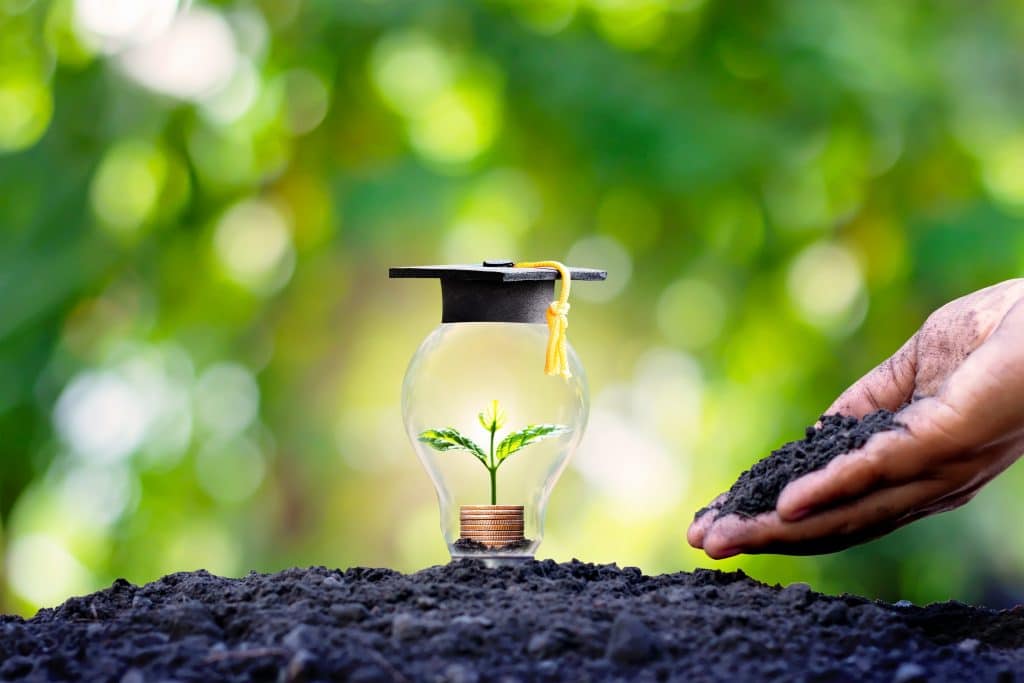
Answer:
[688,279,1024,558]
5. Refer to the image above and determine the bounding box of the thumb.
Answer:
[824,335,917,419]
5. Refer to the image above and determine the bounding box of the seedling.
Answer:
[418,400,568,505]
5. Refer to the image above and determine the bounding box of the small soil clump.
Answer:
[2,560,1024,681]
[700,410,899,520]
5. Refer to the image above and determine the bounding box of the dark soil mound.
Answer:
[3,560,1024,682]
[701,410,899,520]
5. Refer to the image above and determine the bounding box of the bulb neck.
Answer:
[440,279,554,324]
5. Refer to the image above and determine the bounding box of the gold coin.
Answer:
[460,518,523,523]
[460,534,525,541]
[462,512,523,517]
[460,523,525,530]
[460,511,524,518]
[460,520,523,526]
[461,505,523,510]
[460,510,524,516]
[460,521,524,526]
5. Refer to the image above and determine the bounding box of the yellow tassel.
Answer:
[513,260,572,379]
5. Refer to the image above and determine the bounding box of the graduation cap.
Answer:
[390,259,607,378]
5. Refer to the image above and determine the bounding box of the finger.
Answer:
[699,512,770,559]
[825,335,917,418]
[704,478,950,557]
[687,493,728,549]
[775,426,909,520]
[903,432,1024,518]
[777,403,963,521]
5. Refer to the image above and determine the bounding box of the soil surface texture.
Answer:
[699,410,900,520]
[3,559,1024,682]
[452,538,532,553]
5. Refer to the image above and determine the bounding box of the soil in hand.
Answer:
[700,409,899,520]
[2,560,1023,682]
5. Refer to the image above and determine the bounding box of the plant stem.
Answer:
[489,426,497,505]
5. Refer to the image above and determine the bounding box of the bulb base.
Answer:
[459,505,525,548]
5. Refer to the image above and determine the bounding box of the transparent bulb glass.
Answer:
[402,323,588,561]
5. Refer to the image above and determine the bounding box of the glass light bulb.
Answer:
[402,322,588,561]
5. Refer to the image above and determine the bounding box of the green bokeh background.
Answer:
[3,0,1024,615]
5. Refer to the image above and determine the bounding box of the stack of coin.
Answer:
[460,505,525,547]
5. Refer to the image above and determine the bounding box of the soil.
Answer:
[452,538,533,553]
[698,410,900,520]
[3,560,1024,682]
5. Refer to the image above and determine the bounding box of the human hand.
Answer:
[688,279,1024,559]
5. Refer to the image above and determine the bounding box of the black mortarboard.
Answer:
[389,260,607,324]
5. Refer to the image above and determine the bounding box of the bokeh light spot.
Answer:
[786,241,865,331]
[7,534,93,608]
[458,168,539,236]
[73,0,180,54]
[656,278,727,350]
[0,72,53,153]
[226,5,268,60]
[195,436,266,503]
[515,0,577,35]
[187,123,257,190]
[200,57,260,124]
[409,81,501,165]
[981,135,1024,213]
[591,0,669,51]
[213,199,295,294]
[369,30,501,166]
[369,29,452,116]
[281,68,329,135]
[117,6,238,101]
[89,140,167,236]
[59,464,134,528]
[53,345,196,467]
[195,362,260,438]
[55,370,149,464]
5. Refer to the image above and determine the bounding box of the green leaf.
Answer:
[418,428,487,463]
[495,424,569,463]
[478,399,507,432]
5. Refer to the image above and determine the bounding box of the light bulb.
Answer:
[392,261,604,562]
[402,322,588,561]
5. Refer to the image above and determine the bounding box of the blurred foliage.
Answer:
[2,0,1024,615]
